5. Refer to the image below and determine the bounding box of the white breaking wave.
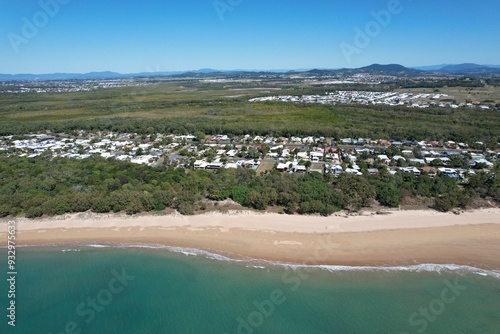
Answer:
[12,242,500,279]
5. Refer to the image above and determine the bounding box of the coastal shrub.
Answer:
[434,194,457,212]
[277,191,300,208]
[263,187,278,206]
[320,205,337,217]
[91,196,112,213]
[206,187,230,201]
[298,200,324,214]
[283,202,297,215]
[125,195,144,215]
[333,174,375,211]
[139,192,155,212]
[25,206,43,218]
[105,178,122,191]
[0,204,12,218]
[230,185,250,205]
[433,188,469,212]
[153,190,174,208]
[177,202,195,215]
[245,190,268,210]
[375,183,402,208]
[0,154,494,218]
[67,192,93,212]
[41,197,63,216]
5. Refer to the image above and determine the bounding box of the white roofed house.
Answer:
[297,152,309,160]
[410,158,426,165]
[100,152,114,159]
[345,167,362,176]
[226,149,238,157]
[194,160,208,169]
[400,166,421,176]
[267,152,279,158]
[331,165,343,175]
[276,163,290,172]
[270,145,283,152]
[294,164,307,173]
[310,151,323,162]
[355,147,371,155]
[225,163,238,169]
[253,136,264,142]
[473,159,494,168]
[377,155,390,164]
[206,161,224,169]
[176,135,196,141]
[130,155,154,165]
[344,154,357,163]
[138,143,152,150]
[302,136,314,144]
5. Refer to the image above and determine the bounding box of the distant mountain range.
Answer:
[1,63,499,81]
[0,71,183,81]
[413,63,500,73]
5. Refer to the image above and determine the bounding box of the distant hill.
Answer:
[337,64,424,76]
[415,63,500,74]
[302,64,424,76]
[412,64,450,71]
[408,63,500,75]
[358,63,418,74]
[441,63,489,72]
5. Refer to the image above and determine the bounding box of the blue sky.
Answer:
[1,0,499,74]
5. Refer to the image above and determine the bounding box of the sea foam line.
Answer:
[85,243,500,279]
[7,242,500,279]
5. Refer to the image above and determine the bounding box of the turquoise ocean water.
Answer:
[1,245,499,334]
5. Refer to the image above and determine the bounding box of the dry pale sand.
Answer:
[1,208,499,269]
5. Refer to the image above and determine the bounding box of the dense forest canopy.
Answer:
[0,155,498,218]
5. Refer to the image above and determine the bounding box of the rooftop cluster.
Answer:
[0,79,153,94]
[250,91,493,110]
[1,132,497,181]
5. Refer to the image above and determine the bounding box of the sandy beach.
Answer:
[1,208,500,269]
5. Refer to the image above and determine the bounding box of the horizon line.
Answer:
[2,62,500,76]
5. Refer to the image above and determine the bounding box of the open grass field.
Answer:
[256,161,276,174]
[0,79,499,146]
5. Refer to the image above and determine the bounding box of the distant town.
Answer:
[250,91,492,110]
[0,79,153,94]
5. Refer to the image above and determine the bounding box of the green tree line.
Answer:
[0,155,498,218]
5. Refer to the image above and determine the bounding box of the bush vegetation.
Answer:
[0,155,497,218]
